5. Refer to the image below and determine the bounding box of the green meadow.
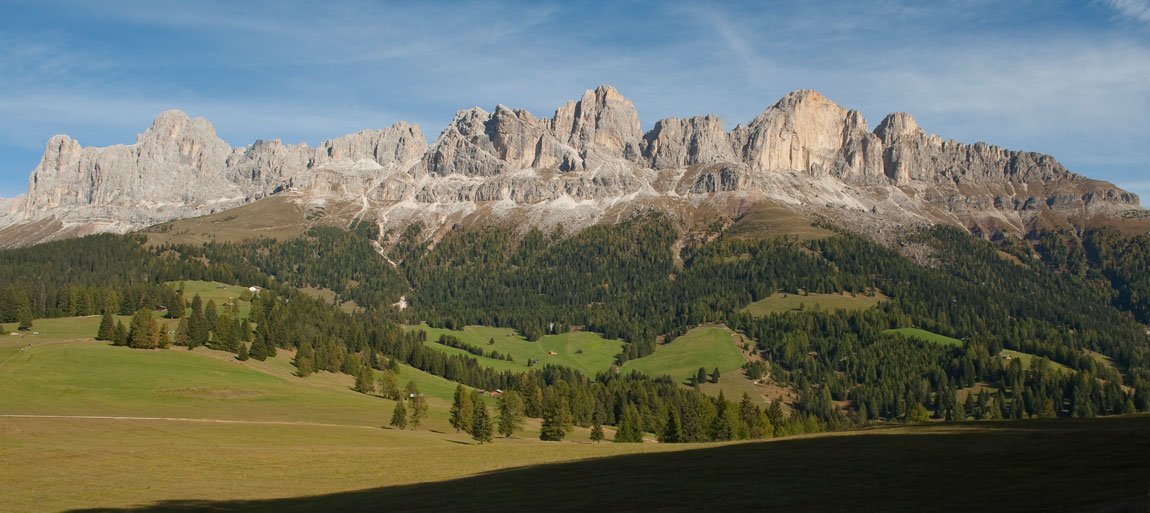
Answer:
[742,291,886,317]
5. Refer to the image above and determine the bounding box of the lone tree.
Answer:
[449,384,475,434]
[406,381,428,429]
[590,409,605,443]
[696,367,708,386]
[389,399,408,430]
[472,401,493,444]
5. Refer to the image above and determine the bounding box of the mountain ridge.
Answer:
[0,85,1140,247]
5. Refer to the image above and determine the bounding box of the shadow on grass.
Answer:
[69,417,1150,513]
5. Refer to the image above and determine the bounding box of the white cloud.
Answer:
[1105,0,1150,25]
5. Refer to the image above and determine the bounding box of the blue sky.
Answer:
[1,0,1148,201]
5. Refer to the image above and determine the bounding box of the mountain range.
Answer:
[0,85,1142,247]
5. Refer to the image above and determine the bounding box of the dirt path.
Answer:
[0,414,380,430]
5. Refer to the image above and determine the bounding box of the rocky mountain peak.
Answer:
[874,112,921,143]
[554,85,642,160]
[1,86,1140,249]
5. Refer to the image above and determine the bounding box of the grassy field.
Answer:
[169,280,255,318]
[10,416,1145,513]
[3,324,1149,512]
[622,326,747,386]
[406,324,624,376]
[884,327,964,347]
[743,291,886,317]
[999,349,1073,374]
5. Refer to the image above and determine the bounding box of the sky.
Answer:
[1,0,1148,201]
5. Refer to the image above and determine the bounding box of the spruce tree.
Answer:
[96,311,114,341]
[539,396,567,441]
[614,404,643,443]
[711,367,721,383]
[112,320,128,346]
[354,363,375,394]
[450,384,475,433]
[390,400,408,429]
[236,343,250,361]
[661,408,682,443]
[174,317,189,347]
[377,370,399,400]
[472,401,493,444]
[407,381,428,429]
[696,367,707,386]
[167,294,186,319]
[497,390,525,438]
[204,300,218,333]
[590,420,604,443]
[17,301,33,331]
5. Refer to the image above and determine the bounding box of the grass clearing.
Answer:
[622,325,747,386]
[406,324,624,376]
[999,349,1072,375]
[884,327,964,347]
[743,291,886,317]
[169,280,255,318]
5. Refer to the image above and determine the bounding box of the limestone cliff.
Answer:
[0,86,1139,247]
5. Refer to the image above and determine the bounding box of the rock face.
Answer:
[0,85,1140,247]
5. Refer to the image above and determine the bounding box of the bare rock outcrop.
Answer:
[1,85,1140,248]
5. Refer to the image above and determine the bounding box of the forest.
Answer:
[2,213,1149,439]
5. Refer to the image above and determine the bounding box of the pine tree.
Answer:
[661,408,682,443]
[236,343,250,361]
[614,404,643,443]
[696,367,708,386]
[204,299,218,334]
[158,321,172,349]
[128,308,153,349]
[377,370,399,400]
[407,381,428,429]
[472,401,493,444]
[112,320,128,346]
[96,311,114,340]
[168,294,186,319]
[590,423,605,443]
[17,301,33,331]
[497,390,525,438]
[188,294,208,348]
[450,384,475,434]
[539,395,568,441]
[174,317,189,347]
[711,367,721,383]
[390,400,408,429]
[354,363,375,394]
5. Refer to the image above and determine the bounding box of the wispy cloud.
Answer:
[0,1,1147,198]
[1105,0,1150,26]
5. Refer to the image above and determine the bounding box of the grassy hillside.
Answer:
[743,291,886,317]
[19,416,1149,513]
[884,327,964,347]
[143,195,308,245]
[622,325,748,386]
[406,324,624,376]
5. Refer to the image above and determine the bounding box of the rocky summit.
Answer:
[0,86,1140,247]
